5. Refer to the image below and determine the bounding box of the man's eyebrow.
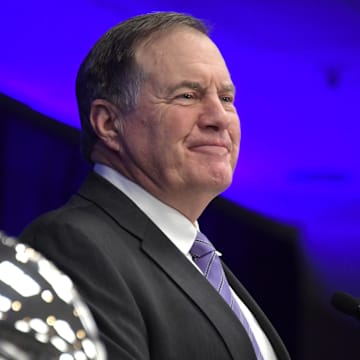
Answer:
[165,81,236,95]
[166,81,204,94]
[220,83,236,94]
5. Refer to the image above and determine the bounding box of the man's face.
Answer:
[116,28,240,207]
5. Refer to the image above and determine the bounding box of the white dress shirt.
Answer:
[94,163,277,360]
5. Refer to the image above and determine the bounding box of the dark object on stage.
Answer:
[331,291,360,322]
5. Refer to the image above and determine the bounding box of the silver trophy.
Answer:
[0,231,106,360]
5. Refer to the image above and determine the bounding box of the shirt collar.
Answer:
[94,164,197,256]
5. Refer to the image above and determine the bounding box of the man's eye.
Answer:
[179,93,194,99]
[221,96,233,103]
[172,92,198,105]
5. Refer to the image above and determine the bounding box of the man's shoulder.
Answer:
[26,194,99,228]
[19,193,114,246]
[18,191,139,268]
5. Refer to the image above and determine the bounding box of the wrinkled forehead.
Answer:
[134,27,230,78]
[135,26,225,65]
[135,25,208,55]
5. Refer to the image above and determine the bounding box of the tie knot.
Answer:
[190,231,216,259]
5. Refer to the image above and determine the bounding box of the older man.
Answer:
[21,12,290,360]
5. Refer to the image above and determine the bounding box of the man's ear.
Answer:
[89,99,122,151]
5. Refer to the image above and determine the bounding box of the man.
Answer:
[21,12,290,360]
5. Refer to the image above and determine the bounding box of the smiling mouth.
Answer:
[189,144,230,156]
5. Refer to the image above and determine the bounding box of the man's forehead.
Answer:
[134,27,233,89]
[135,26,214,62]
[137,26,205,51]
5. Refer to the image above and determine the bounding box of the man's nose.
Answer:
[198,96,231,131]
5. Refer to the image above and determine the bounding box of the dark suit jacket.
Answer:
[20,172,290,360]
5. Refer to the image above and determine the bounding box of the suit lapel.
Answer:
[141,221,257,360]
[78,172,258,360]
[78,172,150,238]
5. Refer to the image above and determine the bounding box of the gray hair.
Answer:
[75,11,209,162]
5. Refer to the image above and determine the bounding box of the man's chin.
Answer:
[197,172,233,196]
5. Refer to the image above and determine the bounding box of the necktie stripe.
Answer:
[190,231,264,360]
[218,274,225,293]
[230,295,234,308]
[205,252,216,277]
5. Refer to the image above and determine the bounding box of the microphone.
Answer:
[331,291,360,321]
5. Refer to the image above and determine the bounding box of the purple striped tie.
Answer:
[190,231,264,360]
